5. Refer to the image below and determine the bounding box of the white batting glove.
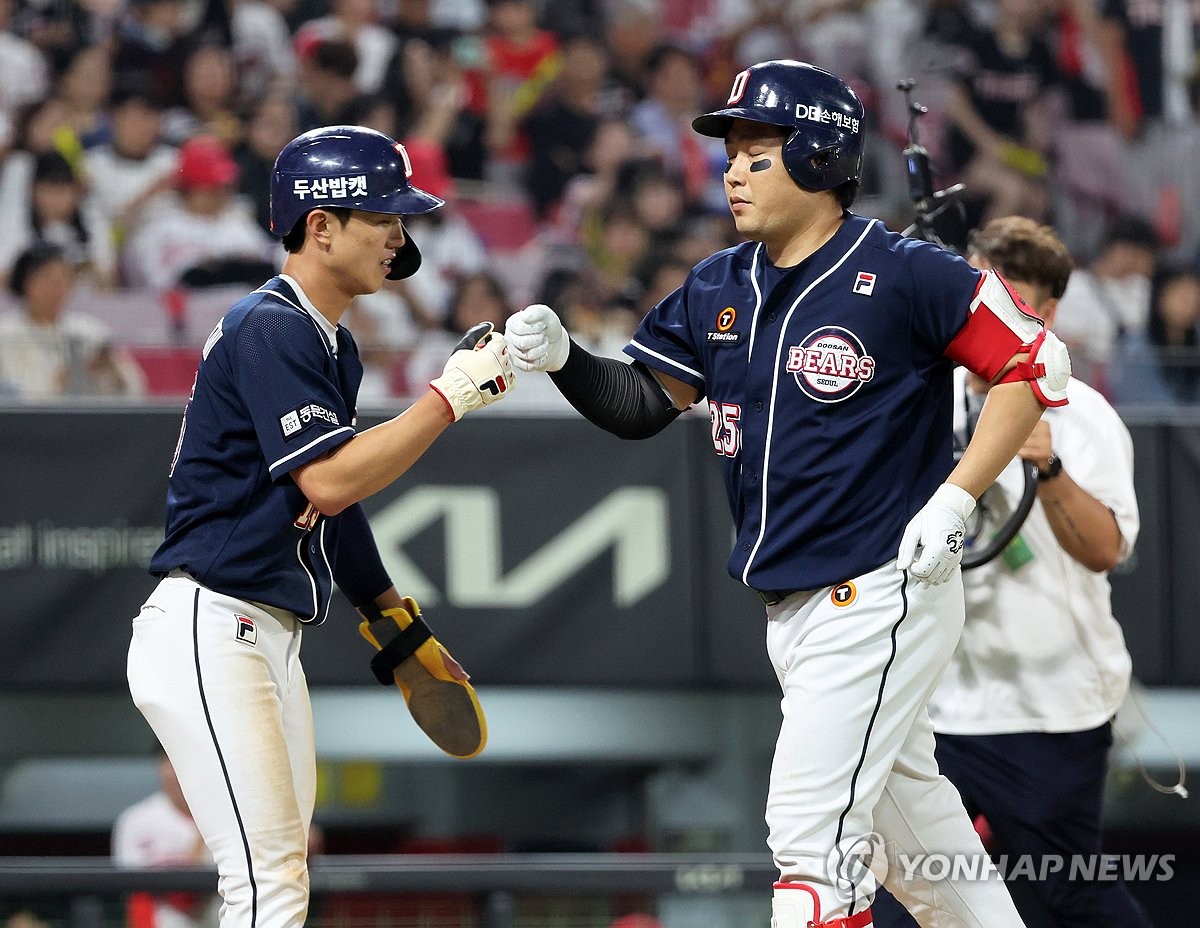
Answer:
[896,483,977,585]
[430,323,516,421]
[504,303,570,372]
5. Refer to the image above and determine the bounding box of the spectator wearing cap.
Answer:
[83,84,180,249]
[0,151,116,291]
[122,135,276,293]
[0,243,144,400]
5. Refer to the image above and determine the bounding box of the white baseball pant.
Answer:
[128,573,316,928]
[765,560,1025,927]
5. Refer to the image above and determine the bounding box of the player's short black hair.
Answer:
[281,206,354,252]
[10,242,68,298]
[832,179,859,209]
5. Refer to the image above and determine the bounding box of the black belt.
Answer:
[754,588,800,606]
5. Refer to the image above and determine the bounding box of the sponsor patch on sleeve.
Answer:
[280,403,341,438]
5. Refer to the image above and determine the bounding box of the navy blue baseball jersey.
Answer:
[150,275,391,621]
[625,214,1023,592]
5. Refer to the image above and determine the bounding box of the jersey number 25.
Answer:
[710,402,741,457]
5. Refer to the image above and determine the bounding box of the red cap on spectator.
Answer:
[178,136,239,190]
[401,137,457,202]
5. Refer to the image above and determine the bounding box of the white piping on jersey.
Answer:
[315,519,332,624]
[293,518,334,624]
[270,426,354,473]
[295,530,319,622]
[744,243,766,362]
[740,219,878,587]
[627,339,704,382]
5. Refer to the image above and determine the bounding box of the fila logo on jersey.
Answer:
[707,306,741,343]
[853,272,876,296]
[235,615,257,646]
[787,325,876,403]
[280,403,340,437]
[831,582,857,607]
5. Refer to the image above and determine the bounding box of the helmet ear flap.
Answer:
[385,225,422,280]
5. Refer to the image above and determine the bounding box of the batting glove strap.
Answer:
[367,613,434,685]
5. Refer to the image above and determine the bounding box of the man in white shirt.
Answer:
[122,135,277,292]
[875,217,1153,927]
[112,751,219,928]
[83,84,180,247]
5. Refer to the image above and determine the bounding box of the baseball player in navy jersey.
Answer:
[506,60,1073,927]
[873,217,1154,928]
[127,125,515,928]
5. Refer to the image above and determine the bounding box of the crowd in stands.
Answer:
[0,0,1197,405]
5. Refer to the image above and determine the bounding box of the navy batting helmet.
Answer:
[270,125,444,279]
[692,60,865,192]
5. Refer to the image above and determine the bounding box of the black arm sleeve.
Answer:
[548,339,684,440]
[333,504,393,609]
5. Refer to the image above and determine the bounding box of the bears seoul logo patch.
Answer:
[786,325,876,403]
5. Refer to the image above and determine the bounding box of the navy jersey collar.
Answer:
[259,274,341,356]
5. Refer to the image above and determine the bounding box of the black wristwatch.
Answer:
[1037,453,1064,482]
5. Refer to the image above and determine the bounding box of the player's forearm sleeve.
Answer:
[548,339,681,440]
[333,504,393,608]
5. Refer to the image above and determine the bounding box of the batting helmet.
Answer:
[270,125,444,280]
[692,60,865,192]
